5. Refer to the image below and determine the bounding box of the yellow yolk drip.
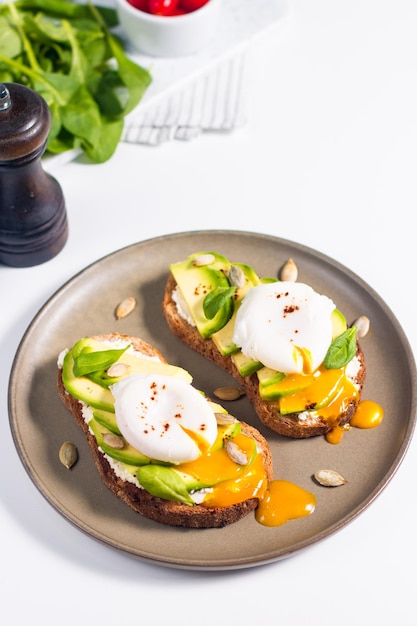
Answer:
[326,399,384,443]
[178,432,268,507]
[177,430,317,525]
[202,454,268,507]
[277,365,359,424]
[255,480,316,527]
[294,346,314,374]
[310,376,359,422]
[325,424,349,444]
[350,399,384,429]
[179,432,316,526]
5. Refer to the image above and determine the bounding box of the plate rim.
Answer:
[8,229,417,570]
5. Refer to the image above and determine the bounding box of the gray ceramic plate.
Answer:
[8,231,417,570]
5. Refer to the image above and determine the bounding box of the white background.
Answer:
[1,1,417,624]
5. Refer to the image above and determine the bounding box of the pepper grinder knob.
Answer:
[0,82,68,267]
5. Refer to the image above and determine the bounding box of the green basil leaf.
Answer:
[73,346,129,377]
[136,465,195,506]
[203,286,236,320]
[324,326,357,370]
[88,369,122,389]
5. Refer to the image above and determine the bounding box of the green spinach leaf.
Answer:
[0,0,151,163]
[324,326,357,370]
[73,345,129,377]
[203,286,237,320]
[136,465,195,506]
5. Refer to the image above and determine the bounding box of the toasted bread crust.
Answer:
[58,332,273,528]
[163,275,367,438]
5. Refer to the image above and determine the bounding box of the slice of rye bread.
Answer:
[163,275,367,439]
[57,332,273,528]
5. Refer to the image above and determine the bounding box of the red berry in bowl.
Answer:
[127,0,149,11]
[149,0,179,15]
[179,0,210,12]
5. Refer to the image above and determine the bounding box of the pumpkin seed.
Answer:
[353,315,370,339]
[102,433,125,449]
[115,296,136,320]
[228,265,245,288]
[107,362,129,378]
[225,440,248,465]
[215,412,236,425]
[280,258,298,282]
[193,253,215,267]
[59,441,78,469]
[314,469,347,487]
[213,386,245,401]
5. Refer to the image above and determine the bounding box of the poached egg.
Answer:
[111,373,218,464]
[232,281,335,374]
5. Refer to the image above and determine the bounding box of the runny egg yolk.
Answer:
[326,399,384,444]
[350,399,384,429]
[272,363,384,446]
[177,430,316,527]
[255,480,316,527]
[178,433,268,507]
[276,364,359,419]
[325,424,348,445]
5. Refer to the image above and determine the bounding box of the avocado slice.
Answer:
[257,366,285,387]
[231,350,263,377]
[92,407,121,434]
[278,367,346,414]
[210,309,240,356]
[89,417,151,466]
[331,309,347,339]
[207,399,228,415]
[210,421,242,451]
[171,470,210,491]
[62,348,116,412]
[261,277,279,284]
[259,371,315,401]
[170,257,234,338]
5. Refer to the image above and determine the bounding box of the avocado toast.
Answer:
[57,332,273,528]
[162,252,367,439]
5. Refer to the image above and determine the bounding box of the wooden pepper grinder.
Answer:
[0,82,68,267]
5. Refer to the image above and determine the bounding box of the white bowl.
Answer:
[115,0,221,57]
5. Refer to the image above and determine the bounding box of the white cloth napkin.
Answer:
[121,50,248,146]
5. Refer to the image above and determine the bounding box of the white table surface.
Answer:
[2,1,417,624]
